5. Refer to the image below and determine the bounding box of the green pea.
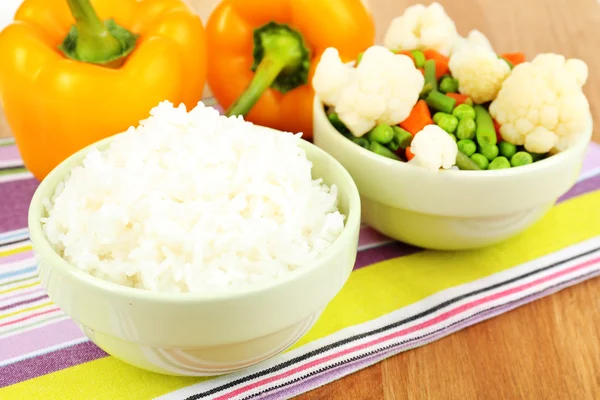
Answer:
[366,124,394,144]
[439,76,459,94]
[352,137,370,149]
[479,144,499,161]
[435,114,459,133]
[448,133,457,142]
[510,151,534,167]
[498,141,517,159]
[470,153,489,170]
[433,112,448,125]
[456,118,476,140]
[488,156,511,169]
[457,139,477,156]
[452,104,476,120]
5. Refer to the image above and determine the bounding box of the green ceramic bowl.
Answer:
[28,128,361,376]
[313,96,592,250]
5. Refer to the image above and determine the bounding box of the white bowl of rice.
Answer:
[28,102,361,376]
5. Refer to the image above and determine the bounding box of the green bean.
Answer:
[470,153,489,170]
[498,141,517,159]
[479,144,499,161]
[424,59,438,93]
[435,113,459,133]
[366,124,394,144]
[426,91,456,114]
[474,105,497,146]
[391,126,413,149]
[370,141,400,160]
[411,50,426,68]
[420,83,435,99]
[387,141,400,151]
[452,104,476,120]
[488,156,511,169]
[457,139,477,156]
[456,150,481,170]
[510,151,534,167]
[456,117,476,140]
[352,137,370,149]
[439,76,459,94]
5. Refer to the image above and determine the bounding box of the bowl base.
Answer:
[361,196,555,251]
[78,312,322,376]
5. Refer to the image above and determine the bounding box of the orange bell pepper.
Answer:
[206,0,375,140]
[0,0,207,180]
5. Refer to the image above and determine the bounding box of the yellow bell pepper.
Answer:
[0,0,207,180]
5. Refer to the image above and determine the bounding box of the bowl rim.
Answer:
[314,96,594,178]
[28,128,361,303]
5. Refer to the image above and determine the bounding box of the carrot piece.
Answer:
[423,49,449,79]
[418,67,424,76]
[399,100,433,135]
[493,119,503,142]
[446,92,470,106]
[405,146,415,161]
[397,50,416,64]
[501,52,526,67]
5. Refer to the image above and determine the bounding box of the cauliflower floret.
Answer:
[312,48,355,106]
[383,2,459,57]
[331,46,424,137]
[453,29,494,54]
[489,53,589,153]
[409,125,458,172]
[564,58,588,87]
[449,42,510,104]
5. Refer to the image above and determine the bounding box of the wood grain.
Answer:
[1,0,599,399]
[301,276,600,400]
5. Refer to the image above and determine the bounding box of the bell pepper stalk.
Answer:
[0,0,208,180]
[206,0,376,140]
[59,0,138,67]
[226,22,311,117]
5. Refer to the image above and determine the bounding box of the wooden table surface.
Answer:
[1,0,599,399]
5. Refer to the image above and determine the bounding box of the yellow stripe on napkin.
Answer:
[0,244,32,258]
[2,190,599,400]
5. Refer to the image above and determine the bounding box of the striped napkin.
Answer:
[1,103,599,399]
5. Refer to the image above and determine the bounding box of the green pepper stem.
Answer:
[226,55,289,117]
[65,0,122,62]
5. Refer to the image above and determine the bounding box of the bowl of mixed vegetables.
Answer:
[311,2,593,250]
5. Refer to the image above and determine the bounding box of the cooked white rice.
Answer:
[42,101,345,293]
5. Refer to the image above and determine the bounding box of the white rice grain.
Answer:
[42,101,345,293]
